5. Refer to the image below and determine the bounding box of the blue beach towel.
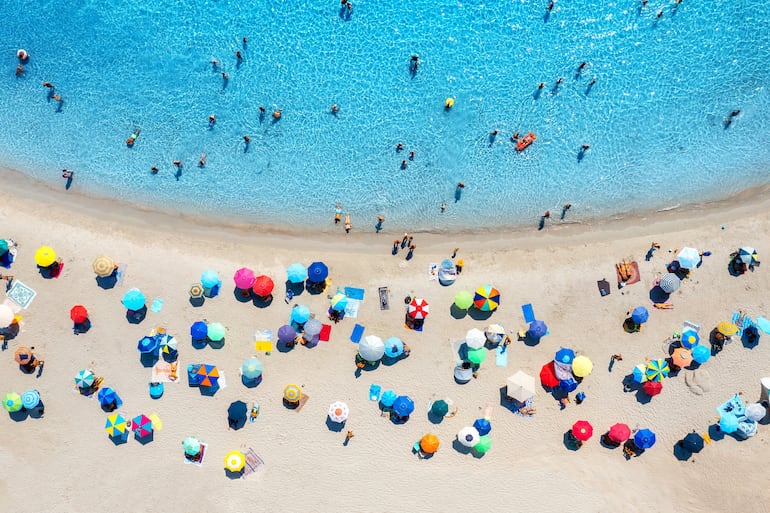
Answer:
[345,287,365,301]
[522,304,536,323]
[350,324,365,343]
[756,317,770,335]
[151,298,164,313]
[495,345,508,367]
[369,384,381,401]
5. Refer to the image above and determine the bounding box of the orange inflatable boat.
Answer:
[516,132,536,151]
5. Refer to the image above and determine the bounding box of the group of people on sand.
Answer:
[392,233,416,259]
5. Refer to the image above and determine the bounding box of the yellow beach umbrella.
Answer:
[571,355,593,378]
[717,322,738,337]
[34,246,57,267]
[283,384,301,403]
[224,450,246,472]
[92,256,116,277]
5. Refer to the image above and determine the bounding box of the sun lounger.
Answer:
[350,324,365,343]
[521,304,536,323]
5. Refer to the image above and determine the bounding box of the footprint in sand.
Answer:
[684,369,711,395]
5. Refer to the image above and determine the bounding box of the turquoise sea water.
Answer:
[2,1,770,230]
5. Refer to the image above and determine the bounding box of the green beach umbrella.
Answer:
[183,437,202,456]
[74,369,95,388]
[207,322,226,342]
[2,392,22,412]
[0,239,8,254]
[474,434,491,453]
[454,291,473,310]
[467,347,487,365]
[430,400,449,418]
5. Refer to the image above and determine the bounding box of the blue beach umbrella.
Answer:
[190,321,208,340]
[121,288,146,311]
[307,261,329,283]
[719,414,739,434]
[473,418,492,436]
[277,324,297,343]
[528,320,548,339]
[290,305,311,324]
[681,330,700,349]
[632,364,647,384]
[691,344,710,364]
[200,269,220,289]
[559,378,578,392]
[138,336,159,353]
[634,428,656,449]
[286,263,308,284]
[631,306,649,324]
[392,395,415,417]
[21,389,40,409]
[554,347,575,365]
[380,389,398,408]
[97,387,122,408]
[384,337,404,357]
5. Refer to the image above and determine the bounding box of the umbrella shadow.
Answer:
[126,306,147,324]
[497,386,518,411]
[241,375,262,388]
[707,423,726,442]
[109,433,129,446]
[224,469,243,480]
[73,320,91,335]
[275,340,295,353]
[28,402,45,419]
[252,295,273,308]
[37,263,62,279]
[283,398,301,410]
[189,296,205,307]
[427,412,445,425]
[305,280,326,295]
[191,338,208,350]
[599,433,621,450]
[9,409,29,422]
[135,432,155,445]
[139,352,159,368]
[285,280,304,299]
[634,388,653,405]
[452,439,473,455]
[96,275,117,289]
[470,448,487,459]
[199,385,220,396]
[450,304,468,319]
[467,309,493,321]
[233,288,253,303]
[563,431,581,451]
[208,339,225,350]
[649,286,670,304]
[673,442,693,461]
[741,328,760,349]
[326,417,345,432]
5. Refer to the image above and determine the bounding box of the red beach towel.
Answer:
[319,324,332,342]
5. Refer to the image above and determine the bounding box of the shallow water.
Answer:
[2,0,770,230]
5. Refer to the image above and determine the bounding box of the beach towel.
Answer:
[379,287,390,310]
[512,397,535,418]
[7,280,36,309]
[151,360,181,383]
[350,324,365,343]
[344,287,365,300]
[150,298,164,313]
[319,324,332,342]
[242,448,264,478]
[597,279,610,297]
[254,329,273,352]
[184,442,207,466]
[756,317,770,335]
[428,263,438,281]
[115,263,127,286]
[495,345,508,367]
[344,299,360,318]
[521,304,536,323]
[730,313,746,336]
[615,260,640,286]
[369,384,382,401]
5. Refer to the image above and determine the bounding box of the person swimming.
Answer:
[126,128,141,147]
[334,203,342,224]
[344,213,352,233]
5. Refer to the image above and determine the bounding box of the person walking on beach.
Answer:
[392,239,400,255]
[538,210,550,231]
[401,233,409,248]
[406,244,416,260]
[452,247,459,259]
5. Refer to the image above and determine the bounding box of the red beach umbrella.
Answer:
[407,298,429,319]
[252,275,275,297]
[70,305,89,323]
[608,423,631,444]
[643,380,663,396]
[539,361,560,388]
[571,420,593,441]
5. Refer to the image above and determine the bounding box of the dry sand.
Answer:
[0,168,769,513]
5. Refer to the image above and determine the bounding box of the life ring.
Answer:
[17,49,29,61]
[516,132,536,151]
[445,98,454,109]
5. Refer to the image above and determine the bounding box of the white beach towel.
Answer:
[6,280,36,309]
[428,263,438,281]
[344,299,360,318]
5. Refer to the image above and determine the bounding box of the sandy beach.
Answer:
[1,168,769,513]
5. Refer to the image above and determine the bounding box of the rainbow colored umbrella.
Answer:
[407,298,429,319]
[132,414,154,438]
[473,285,500,312]
[105,413,127,437]
[645,359,669,382]
[2,392,22,412]
[195,365,220,387]
[233,267,255,289]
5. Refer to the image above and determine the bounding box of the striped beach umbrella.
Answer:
[160,335,178,355]
[2,392,22,412]
[105,413,127,437]
[74,369,95,388]
[328,401,349,423]
[224,451,246,472]
[92,255,116,277]
[183,437,201,456]
[195,365,219,387]
[407,298,429,319]
[681,330,700,349]
[634,428,657,449]
[252,275,274,297]
[132,414,154,438]
[473,285,500,312]
[283,384,302,403]
[738,246,759,265]
[572,420,593,441]
[645,359,669,382]
[659,273,680,293]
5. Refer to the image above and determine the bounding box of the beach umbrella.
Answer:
[290,305,311,325]
[485,324,506,344]
[465,328,486,350]
[539,361,560,388]
[380,390,397,408]
[384,337,404,358]
[559,378,578,392]
[330,293,348,312]
[34,246,56,267]
[571,355,593,378]
[183,437,201,456]
[473,285,500,312]
[554,347,575,365]
[328,401,349,423]
[189,283,204,299]
[241,357,263,380]
[474,435,491,453]
[227,401,248,429]
[2,392,21,412]
[286,263,308,284]
[457,426,480,448]
[430,400,449,418]
[122,288,146,311]
[21,389,40,409]
[643,380,663,396]
[200,269,220,289]
[74,369,95,388]
[307,261,329,282]
[719,415,739,434]
[0,304,14,328]
[359,335,385,361]
[303,318,322,337]
[671,347,693,368]
[195,365,220,387]
[631,306,649,324]
[645,359,669,382]
[233,267,255,289]
[528,320,548,339]
[392,395,415,417]
[659,273,680,294]
[137,335,159,354]
[420,434,440,454]
[207,322,226,342]
[506,371,536,402]
[717,322,738,337]
[676,247,700,269]
[70,305,88,323]
[13,346,34,365]
[224,451,246,473]
[467,347,487,364]
[572,420,593,441]
[634,428,657,449]
[160,335,177,355]
[190,321,208,340]
[407,297,429,319]
[608,423,631,444]
[283,384,302,403]
[105,413,127,437]
[691,344,710,364]
[632,364,648,383]
[252,275,274,297]
[681,330,700,349]
[738,246,759,265]
[745,403,766,422]
[277,324,297,343]
[92,256,116,277]
[0,239,7,254]
[132,414,154,438]
[473,418,492,436]
[454,290,473,310]
[98,387,120,407]
[681,432,705,453]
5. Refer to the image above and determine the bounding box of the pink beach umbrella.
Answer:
[233,268,256,289]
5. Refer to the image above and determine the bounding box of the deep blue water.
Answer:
[2,0,770,230]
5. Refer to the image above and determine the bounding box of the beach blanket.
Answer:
[151,360,181,383]
[254,330,273,352]
[597,279,611,297]
[350,324,365,343]
[615,260,640,286]
[756,317,770,335]
[344,299,360,318]
[344,287,365,301]
[495,345,508,367]
[242,448,264,478]
[6,280,36,309]
[731,313,747,336]
[184,442,207,466]
[369,384,382,401]
[512,397,534,418]
[378,287,389,310]
[151,298,164,313]
[319,324,332,342]
[115,263,127,286]
[428,263,438,281]
[521,304,535,323]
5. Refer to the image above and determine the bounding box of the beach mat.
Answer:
[344,299,360,318]
[151,360,180,383]
[379,287,389,310]
[495,346,508,367]
[242,448,264,478]
[350,324,365,343]
[615,261,640,286]
[344,287,365,300]
[369,384,381,401]
[521,304,535,323]
[512,397,535,418]
[319,324,332,342]
[756,317,770,335]
[6,280,36,309]
[597,279,610,297]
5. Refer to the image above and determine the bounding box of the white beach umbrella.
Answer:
[506,370,536,403]
[745,403,767,422]
[484,324,506,344]
[328,401,350,423]
[358,335,385,361]
[465,328,486,350]
[676,247,700,270]
[457,426,480,448]
[0,304,14,328]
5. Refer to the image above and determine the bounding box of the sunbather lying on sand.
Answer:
[518,407,536,415]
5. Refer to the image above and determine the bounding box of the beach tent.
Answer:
[233,268,256,289]
[438,259,457,285]
[286,263,308,284]
[608,423,631,444]
[464,328,486,350]
[392,395,415,417]
[473,286,500,312]
[407,298,429,320]
[92,256,116,277]
[359,335,385,361]
[539,362,560,388]
[457,426,480,448]
[252,275,275,297]
[307,261,329,283]
[328,401,349,423]
[506,371,536,402]
[227,401,248,430]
